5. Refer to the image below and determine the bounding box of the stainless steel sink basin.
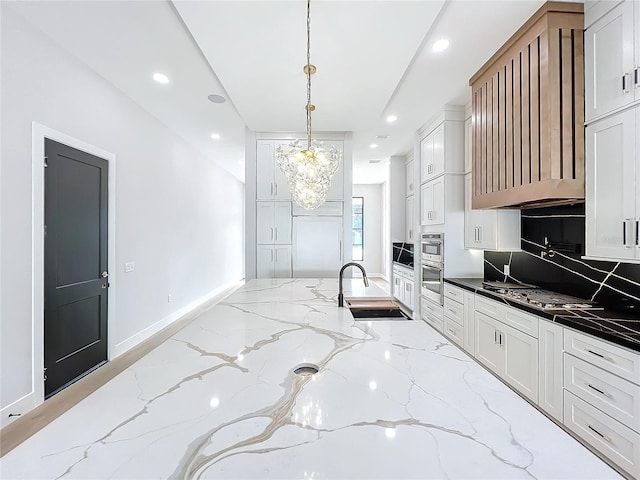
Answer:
[346,299,411,321]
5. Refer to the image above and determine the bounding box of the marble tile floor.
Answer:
[0,279,623,479]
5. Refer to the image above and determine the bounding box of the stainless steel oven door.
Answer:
[421,233,443,263]
[421,261,443,305]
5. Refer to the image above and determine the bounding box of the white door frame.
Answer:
[32,122,117,406]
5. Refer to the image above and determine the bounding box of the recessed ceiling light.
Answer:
[432,39,450,53]
[208,94,226,104]
[153,72,169,84]
[376,135,389,140]
[211,133,221,140]
[386,115,397,123]
[370,143,378,149]
[368,159,382,164]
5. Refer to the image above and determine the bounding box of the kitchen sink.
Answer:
[346,299,410,321]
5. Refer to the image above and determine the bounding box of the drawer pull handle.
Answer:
[585,349,613,362]
[448,309,457,314]
[586,424,611,443]
[448,328,455,334]
[586,383,612,398]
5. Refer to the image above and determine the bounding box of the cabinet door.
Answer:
[406,161,415,196]
[393,275,402,300]
[463,291,475,355]
[404,279,414,310]
[273,141,292,200]
[420,182,433,225]
[475,312,503,375]
[586,108,636,260]
[273,245,292,278]
[503,324,539,402]
[256,202,275,244]
[273,202,292,244]
[421,135,434,183]
[292,216,343,277]
[257,141,275,200]
[539,321,564,422]
[432,176,445,225]
[405,196,414,242]
[464,174,483,248]
[585,1,635,121]
[256,245,274,278]
[432,124,445,177]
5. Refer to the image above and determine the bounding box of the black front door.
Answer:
[44,139,108,398]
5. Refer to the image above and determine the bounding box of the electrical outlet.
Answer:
[503,265,510,276]
[167,294,172,303]
[124,262,135,272]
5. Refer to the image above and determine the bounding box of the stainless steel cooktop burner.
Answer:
[482,283,601,310]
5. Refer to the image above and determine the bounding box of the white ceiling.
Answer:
[6,0,555,184]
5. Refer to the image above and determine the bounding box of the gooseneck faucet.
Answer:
[338,262,369,307]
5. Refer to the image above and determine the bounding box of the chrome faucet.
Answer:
[338,262,369,307]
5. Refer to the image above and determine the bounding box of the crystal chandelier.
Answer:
[275,0,341,210]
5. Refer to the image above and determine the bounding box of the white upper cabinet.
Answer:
[464,174,521,251]
[420,176,445,226]
[586,106,639,261]
[257,140,291,201]
[585,0,638,122]
[256,202,292,245]
[406,195,414,242]
[421,124,446,183]
[406,160,415,197]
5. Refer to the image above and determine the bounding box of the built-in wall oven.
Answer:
[421,233,444,305]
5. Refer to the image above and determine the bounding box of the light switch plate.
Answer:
[503,264,510,276]
[124,262,135,272]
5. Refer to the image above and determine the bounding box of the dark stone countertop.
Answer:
[445,277,640,353]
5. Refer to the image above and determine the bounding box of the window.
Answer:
[352,197,364,261]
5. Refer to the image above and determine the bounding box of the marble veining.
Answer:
[0,279,621,479]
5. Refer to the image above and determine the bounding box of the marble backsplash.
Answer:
[484,204,640,313]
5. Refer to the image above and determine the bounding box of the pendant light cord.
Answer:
[306,0,312,150]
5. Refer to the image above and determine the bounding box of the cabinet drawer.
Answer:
[444,283,464,303]
[423,311,444,333]
[564,329,640,385]
[474,294,504,320]
[564,390,640,479]
[564,354,640,432]
[422,297,443,333]
[444,297,464,325]
[443,317,463,346]
[503,306,539,339]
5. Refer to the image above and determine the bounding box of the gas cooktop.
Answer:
[481,282,602,310]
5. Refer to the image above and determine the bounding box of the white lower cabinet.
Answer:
[421,296,443,333]
[463,291,475,355]
[562,329,640,478]
[474,303,539,403]
[392,264,414,310]
[443,284,465,347]
[538,321,564,422]
[256,245,292,278]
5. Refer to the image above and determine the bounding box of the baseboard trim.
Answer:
[114,281,243,357]
[0,278,244,458]
[0,393,35,430]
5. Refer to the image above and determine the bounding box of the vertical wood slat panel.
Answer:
[573,30,585,182]
[486,80,493,193]
[492,72,499,192]
[521,45,531,185]
[506,60,513,189]
[530,38,540,182]
[561,28,574,179]
[513,52,522,188]
[499,65,507,190]
[481,84,487,195]
[472,90,478,196]
[539,30,550,180]
[548,27,561,179]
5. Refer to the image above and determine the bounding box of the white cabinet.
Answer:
[463,175,521,251]
[393,264,414,311]
[563,329,640,478]
[257,140,291,200]
[474,295,539,403]
[256,202,291,245]
[406,160,415,197]
[292,215,343,277]
[463,291,475,355]
[586,106,639,261]
[257,245,292,278]
[421,124,445,182]
[538,320,564,422]
[420,176,444,226]
[443,284,465,347]
[585,0,639,122]
[405,196,414,242]
[421,295,443,332]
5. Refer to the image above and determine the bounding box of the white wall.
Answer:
[353,184,383,276]
[0,8,245,417]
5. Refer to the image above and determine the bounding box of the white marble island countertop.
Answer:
[0,278,622,479]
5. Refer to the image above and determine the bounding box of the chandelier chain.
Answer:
[306,0,312,150]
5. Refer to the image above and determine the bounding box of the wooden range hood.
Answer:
[469,2,585,209]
